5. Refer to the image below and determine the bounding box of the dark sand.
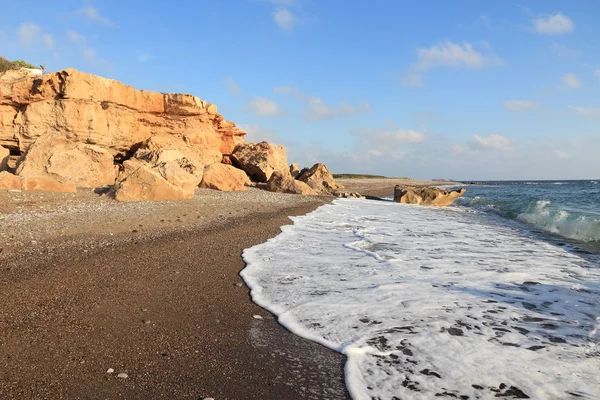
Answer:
[0,200,349,399]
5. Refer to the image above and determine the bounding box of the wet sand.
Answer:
[0,189,349,399]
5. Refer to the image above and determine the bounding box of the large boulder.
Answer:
[297,163,343,194]
[15,134,117,188]
[290,163,300,179]
[114,155,202,202]
[0,146,9,171]
[200,163,250,192]
[393,186,466,206]
[266,171,317,195]
[0,171,77,192]
[230,141,288,182]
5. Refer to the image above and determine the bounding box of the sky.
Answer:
[1,0,599,180]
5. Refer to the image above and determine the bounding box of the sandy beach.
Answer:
[0,188,349,399]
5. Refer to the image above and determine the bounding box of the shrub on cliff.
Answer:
[0,57,37,72]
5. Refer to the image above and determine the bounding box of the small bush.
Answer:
[0,56,37,72]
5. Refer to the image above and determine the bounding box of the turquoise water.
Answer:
[454,180,600,246]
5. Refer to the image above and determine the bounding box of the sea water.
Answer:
[241,181,600,399]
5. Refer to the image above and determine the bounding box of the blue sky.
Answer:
[1,0,599,180]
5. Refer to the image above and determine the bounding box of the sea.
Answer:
[241,180,600,400]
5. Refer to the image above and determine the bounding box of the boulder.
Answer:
[16,134,117,188]
[114,156,202,202]
[230,141,288,182]
[393,186,466,206]
[200,163,250,192]
[266,171,317,195]
[0,171,22,190]
[290,163,300,179]
[0,68,245,157]
[0,145,9,171]
[333,191,365,199]
[297,163,343,194]
[0,171,77,192]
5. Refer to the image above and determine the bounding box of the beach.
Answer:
[0,188,348,399]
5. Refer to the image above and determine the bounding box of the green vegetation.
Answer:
[333,173,388,179]
[0,57,38,73]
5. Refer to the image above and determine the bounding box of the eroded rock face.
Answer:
[200,163,250,192]
[393,186,466,206]
[290,163,300,179]
[0,146,9,171]
[134,134,221,167]
[114,156,202,202]
[0,68,245,157]
[266,171,317,195]
[15,134,117,188]
[298,163,343,194]
[230,142,288,182]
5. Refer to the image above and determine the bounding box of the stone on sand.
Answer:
[200,163,250,192]
[297,163,343,194]
[230,141,288,182]
[393,185,466,206]
[266,171,317,195]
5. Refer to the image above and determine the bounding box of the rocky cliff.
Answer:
[0,68,245,158]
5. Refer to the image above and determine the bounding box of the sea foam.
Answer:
[242,199,600,399]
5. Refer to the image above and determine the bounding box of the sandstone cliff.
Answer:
[0,68,245,158]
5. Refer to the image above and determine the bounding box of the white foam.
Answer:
[241,199,600,399]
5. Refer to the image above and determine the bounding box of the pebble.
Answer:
[106,368,114,374]
[253,315,263,320]
[142,319,151,324]
[117,372,128,379]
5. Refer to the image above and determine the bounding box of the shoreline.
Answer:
[0,190,350,399]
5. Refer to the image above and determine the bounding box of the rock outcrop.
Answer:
[298,163,343,194]
[0,68,245,158]
[266,171,317,195]
[393,186,466,206]
[114,153,202,201]
[0,145,9,171]
[15,134,117,188]
[231,142,288,182]
[200,163,250,192]
[333,191,365,199]
[290,163,300,179]
[0,171,77,192]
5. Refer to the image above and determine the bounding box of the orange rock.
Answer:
[0,146,9,171]
[200,163,250,192]
[230,141,288,183]
[289,163,300,179]
[114,157,202,202]
[297,163,343,194]
[21,177,77,192]
[0,171,21,190]
[134,134,221,167]
[16,134,117,188]
[0,68,246,157]
[266,171,317,195]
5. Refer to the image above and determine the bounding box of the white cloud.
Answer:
[274,86,370,121]
[503,100,539,112]
[353,128,425,145]
[414,40,502,71]
[400,73,423,87]
[77,2,113,26]
[67,30,85,43]
[262,0,295,4]
[554,150,569,159]
[551,42,580,57]
[42,34,54,49]
[246,97,285,117]
[83,48,96,63]
[533,13,573,35]
[562,73,580,89]
[273,8,294,31]
[66,30,104,65]
[18,23,40,47]
[471,134,513,151]
[223,77,241,96]
[568,105,600,117]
